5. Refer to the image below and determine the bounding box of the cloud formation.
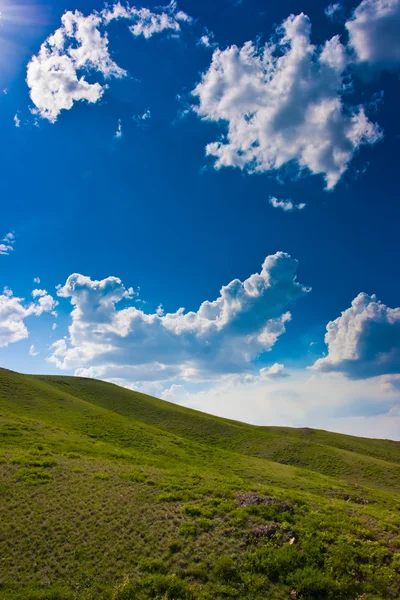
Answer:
[259,363,289,379]
[161,370,400,439]
[312,292,400,379]
[325,3,344,21]
[27,2,190,122]
[102,1,191,37]
[49,253,309,385]
[0,232,15,256]
[192,12,383,189]
[346,0,400,71]
[29,344,39,356]
[0,287,58,347]
[269,197,306,212]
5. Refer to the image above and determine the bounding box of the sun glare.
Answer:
[0,1,43,27]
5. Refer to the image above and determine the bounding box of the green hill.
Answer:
[0,368,399,600]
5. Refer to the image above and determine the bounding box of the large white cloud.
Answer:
[346,0,400,71]
[49,252,309,383]
[0,287,58,347]
[27,2,191,122]
[27,10,124,123]
[312,292,400,379]
[192,13,382,189]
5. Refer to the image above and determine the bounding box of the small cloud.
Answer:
[0,232,15,256]
[198,30,216,49]
[52,322,57,331]
[14,113,21,128]
[133,109,151,127]
[269,197,306,212]
[33,277,41,284]
[325,2,343,20]
[114,119,123,139]
[259,363,289,379]
[29,344,39,356]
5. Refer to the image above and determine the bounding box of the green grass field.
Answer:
[0,367,399,599]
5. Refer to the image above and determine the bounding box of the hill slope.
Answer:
[0,368,399,600]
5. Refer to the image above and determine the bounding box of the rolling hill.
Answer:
[0,368,399,599]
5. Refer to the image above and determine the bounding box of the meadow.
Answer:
[0,368,399,599]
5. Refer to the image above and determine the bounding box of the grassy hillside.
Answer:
[0,368,399,600]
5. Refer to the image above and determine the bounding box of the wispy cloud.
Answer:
[269,197,306,212]
[114,119,123,139]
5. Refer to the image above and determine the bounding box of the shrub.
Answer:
[142,573,191,599]
[213,555,237,582]
[138,558,167,574]
[168,541,182,554]
[112,576,141,600]
[16,468,52,485]
[93,472,110,481]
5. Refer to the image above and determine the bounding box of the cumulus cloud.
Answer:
[312,292,400,379]
[192,12,383,189]
[26,10,124,122]
[0,287,58,348]
[269,196,306,212]
[49,252,309,384]
[0,232,15,256]
[33,277,41,284]
[14,113,21,128]
[27,2,190,122]
[346,0,400,71]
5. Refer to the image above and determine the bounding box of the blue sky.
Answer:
[1,0,400,438]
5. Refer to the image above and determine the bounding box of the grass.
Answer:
[0,367,399,599]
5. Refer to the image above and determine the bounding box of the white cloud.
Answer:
[269,196,306,212]
[312,292,400,379]
[114,118,123,139]
[49,252,309,383]
[27,10,124,123]
[29,344,39,356]
[133,109,152,127]
[346,0,400,71]
[33,277,41,284]
[259,363,288,379]
[161,370,400,439]
[27,3,191,122]
[52,322,58,331]
[0,287,58,348]
[102,1,191,38]
[192,13,383,189]
[325,3,343,20]
[14,113,21,128]
[0,232,15,256]
[198,30,216,49]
